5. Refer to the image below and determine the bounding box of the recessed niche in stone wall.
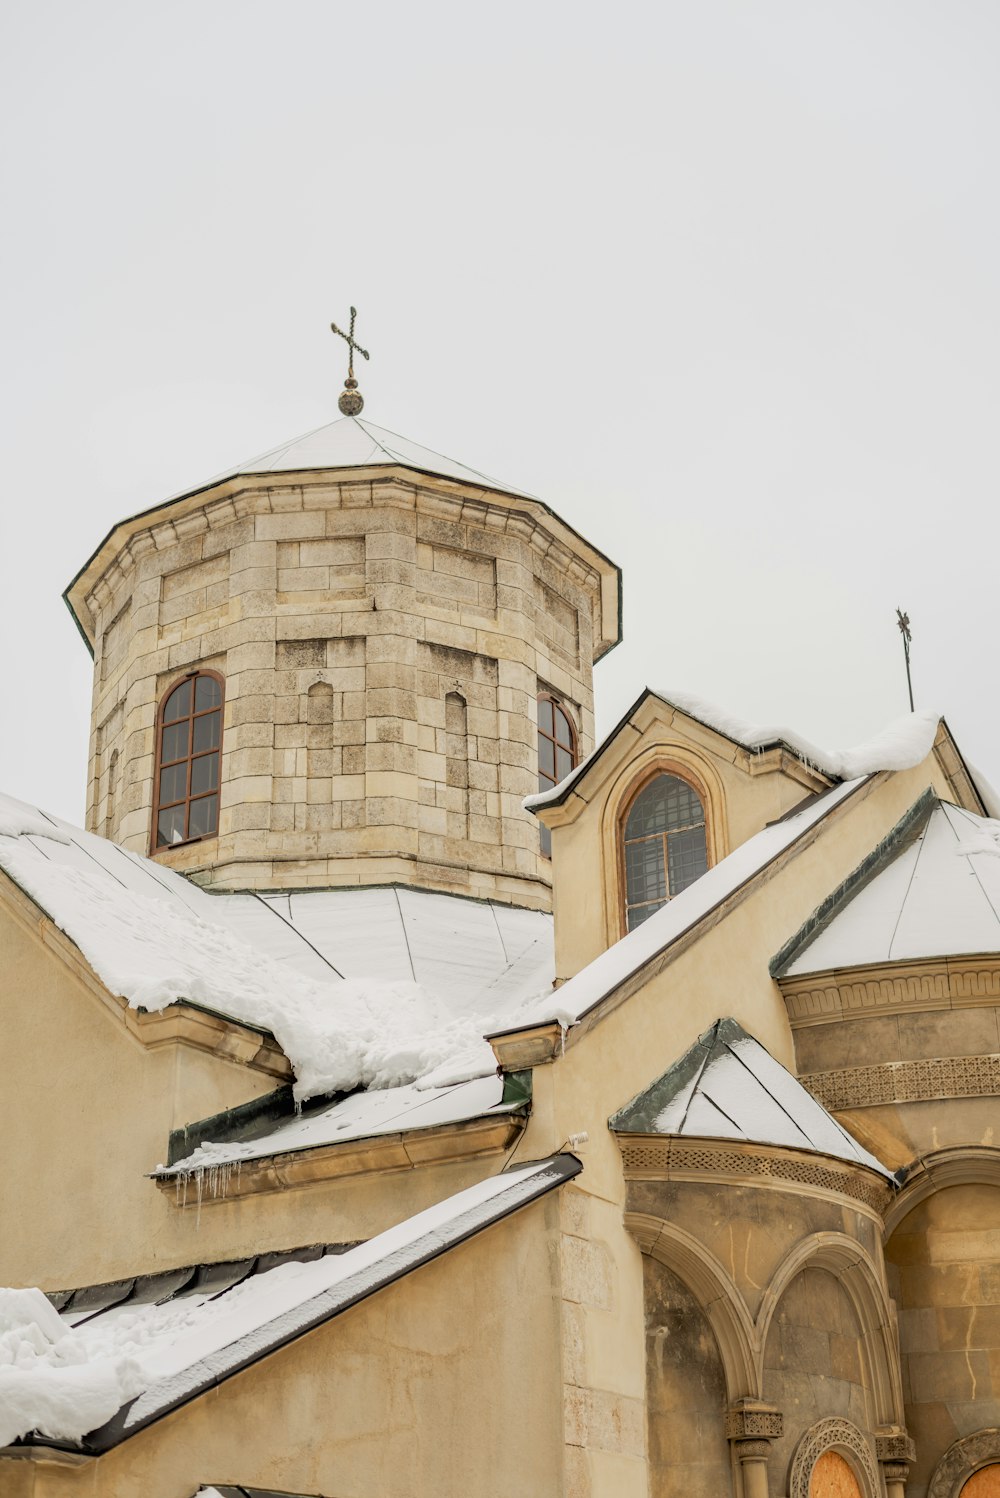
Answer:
[416,541,497,616]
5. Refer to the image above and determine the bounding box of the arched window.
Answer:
[153,672,224,849]
[622,772,708,930]
[537,693,576,857]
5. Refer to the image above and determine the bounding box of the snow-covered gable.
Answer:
[611,1018,892,1177]
[525,691,943,812]
[778,798,1000,976]
[0,791,554,1101]
[1,1156,580,1451]
[502,775,866,1039]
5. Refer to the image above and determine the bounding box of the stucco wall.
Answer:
[16,1198,566,1498]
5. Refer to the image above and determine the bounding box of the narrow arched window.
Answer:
[153,672,224,848]
[622,773,708,930]
[537,693,576,857]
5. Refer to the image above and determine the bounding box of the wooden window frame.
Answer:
[150,669,225,854]
[617,764,710,932]
[536,692,578,859]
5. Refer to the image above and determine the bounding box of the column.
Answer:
[727,1401,784,1498]
[876,1429,916,1498]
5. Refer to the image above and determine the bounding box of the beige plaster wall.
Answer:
[82,472,609,907]
[887,1184,1000,1498]
[0,900,505,1290]
[502,764,950,1496]
[15,1199,566,1498]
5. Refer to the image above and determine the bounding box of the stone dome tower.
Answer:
[66,416,620,909]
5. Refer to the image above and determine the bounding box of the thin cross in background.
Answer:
[896,607,914,711]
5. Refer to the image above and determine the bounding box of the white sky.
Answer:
[2,0,999,822]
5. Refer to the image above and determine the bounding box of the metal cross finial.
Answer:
[896,607,915,712]
[330,306,370,416]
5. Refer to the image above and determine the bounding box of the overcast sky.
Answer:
[2,1,999,822]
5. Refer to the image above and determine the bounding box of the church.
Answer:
[3,341,1000,1498]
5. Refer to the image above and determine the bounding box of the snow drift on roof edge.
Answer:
[525,696,940,810]
[0,791,554,1101]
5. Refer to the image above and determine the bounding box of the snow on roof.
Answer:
[611,1018,891,1176]
[0,791,553,1100]
[505,776,867,1037]
[0,1156,580,1450]
[782,800,1000,976]
[525,692,941,811]
[157,1074,520,1176]
[193,414,536,502]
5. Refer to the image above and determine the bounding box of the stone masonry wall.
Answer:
[83,472,603,906]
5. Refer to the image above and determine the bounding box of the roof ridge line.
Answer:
[769,788,937,978]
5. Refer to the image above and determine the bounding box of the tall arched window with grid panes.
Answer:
[152,672,224,849]
[536,693,576,857]
[621,771,708,930]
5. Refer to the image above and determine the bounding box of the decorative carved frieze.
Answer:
[789,1419,879,1498]
[726,1403,784,1441]
[875,1431,916,1465]
[618,1137,890,1213]
[803,1054,1000,1110]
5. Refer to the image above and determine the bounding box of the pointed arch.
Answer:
[757,1232,902,1426]
[626,1211,760,1399]
[884,1146,1000,1237]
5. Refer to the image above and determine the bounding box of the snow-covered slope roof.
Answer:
[507,776,867,1038]
[198,414,535,500]
[0,1156,580,1451]
[526,693,942,811]
[781,800,1000,976]
[158,1074,523,1176]
[0,792,553,1100]
[611,1018,891,1176]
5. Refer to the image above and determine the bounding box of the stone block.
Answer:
[256,512,325,540]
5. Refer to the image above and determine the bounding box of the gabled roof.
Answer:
[777,798,1000,977]
[611,1018,891,1177]
[5,1155,580,1453]
[496,776,867,1045]
[526,690,943,813]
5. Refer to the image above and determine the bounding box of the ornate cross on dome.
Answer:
[330,306,370,416]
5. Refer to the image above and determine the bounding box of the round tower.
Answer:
[66,416,620,909]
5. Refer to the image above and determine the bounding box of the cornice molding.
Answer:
[616,1134,892,1215]
[0,866,290,1080]
[156,1111,526,1204]
[780,954,1000,1027]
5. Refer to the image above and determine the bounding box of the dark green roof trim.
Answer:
[610,1018,727,1133]
[166,1072,532,1169]
[769,789,938,978]
[167,1083,298,1166]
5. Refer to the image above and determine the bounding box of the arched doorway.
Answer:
[962,1467,1000,1498]
[811,1449,864,1498]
